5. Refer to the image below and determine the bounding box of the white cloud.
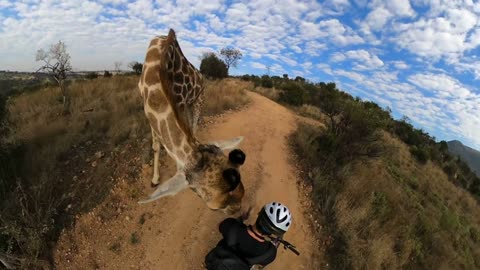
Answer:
[251,62,267,70]
[392,61,409,69]
[331,49,384,70]
[300,19,364,46]
[98,0,128,5]
[0,0,12,8]
[365,7,392,31]
[408,73,472,99]
[384,0,415,17]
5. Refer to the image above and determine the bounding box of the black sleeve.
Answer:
[262,247,277,266]
[219,218,240,238]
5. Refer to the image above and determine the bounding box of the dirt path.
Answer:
[55,92,323,269]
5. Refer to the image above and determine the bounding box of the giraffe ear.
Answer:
[209,136,244,150]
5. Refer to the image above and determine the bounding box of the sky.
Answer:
[0,0,479,149]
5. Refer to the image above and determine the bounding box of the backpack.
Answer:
[205,226,276,270]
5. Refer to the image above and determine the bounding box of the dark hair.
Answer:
[229,149,246,165]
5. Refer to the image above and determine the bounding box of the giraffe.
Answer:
[137,29,246,214]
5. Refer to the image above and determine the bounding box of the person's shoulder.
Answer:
[219,217,244,236]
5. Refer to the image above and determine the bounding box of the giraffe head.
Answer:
[188,140,246,214]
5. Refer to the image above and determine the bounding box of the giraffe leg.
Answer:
[138,173,188,204]
[151,129,161,186]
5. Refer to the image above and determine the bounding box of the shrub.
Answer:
[410,146,429,164]
[200,53,228,79]
[85,72,98,80]
[278,82,307,106]
[260,75,273,88]
[104,70,112,77]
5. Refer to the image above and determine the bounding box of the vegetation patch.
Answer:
[0,76,252,268]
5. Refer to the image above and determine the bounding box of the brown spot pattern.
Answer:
[167,113,182,146]
[145,48,160,62]
[149,39,158,47]
[148,89,168,111]
[144,66,160,86]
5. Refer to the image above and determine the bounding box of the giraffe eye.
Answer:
[222,168,241,192]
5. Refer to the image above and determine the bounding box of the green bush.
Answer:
[200,53,228,79]
[261,75,273,88]
[278,82,307,106]
[410,146,429,164]
[85,72,98,80]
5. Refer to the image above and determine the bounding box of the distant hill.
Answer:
[448,140,480,177]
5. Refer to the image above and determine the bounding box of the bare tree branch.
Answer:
[219,47,243,73]
[35,40,72,113]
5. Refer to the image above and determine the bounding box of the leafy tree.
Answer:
[36,40,72,112]
[278,82,307,106]
[104,70,112,77]
[261,75,273,88]
[200,52,228,79]
[128,61,143,75]
[294,76,306,83]
[219,47,242,73]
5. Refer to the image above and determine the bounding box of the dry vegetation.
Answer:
[0,76,251,268]
[294,124,480,269]
[203,78,252,116]
[250,85,280,101]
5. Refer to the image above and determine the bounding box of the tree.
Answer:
[219,47,242,73]
[36,40,72,112]
[114,61,123,73]
[128,61,143,75]
[200,52,228,79]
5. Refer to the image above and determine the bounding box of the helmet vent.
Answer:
[269,208,274,214]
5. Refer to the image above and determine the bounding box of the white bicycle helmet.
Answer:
[255,202,292,236]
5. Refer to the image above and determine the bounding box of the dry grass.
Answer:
[250,86,280,101]
[1,76,252,267]
[295,123,480,269]
[295,104,325,121]
[203,78,252,116]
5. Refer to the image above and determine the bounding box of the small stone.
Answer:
[95,151,104,159]
[125,216,130,221]
[91,161,97,167]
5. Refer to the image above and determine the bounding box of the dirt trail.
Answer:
[55,92,323,269]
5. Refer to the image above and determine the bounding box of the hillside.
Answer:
[246,75,480,269]
[448,140,480,177]
[1,75,480,269]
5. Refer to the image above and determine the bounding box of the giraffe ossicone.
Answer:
[137,29,246,214]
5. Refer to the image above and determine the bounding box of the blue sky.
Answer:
[0,0,479,149]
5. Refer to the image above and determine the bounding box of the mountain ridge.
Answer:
[447,140,480,177]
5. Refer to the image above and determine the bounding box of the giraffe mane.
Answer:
[158,29,196,144]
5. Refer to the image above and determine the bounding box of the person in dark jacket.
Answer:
[205,202,292,269]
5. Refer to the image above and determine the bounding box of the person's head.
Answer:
[255,202,292,237]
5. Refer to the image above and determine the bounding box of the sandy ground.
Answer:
[54,91,324,269]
